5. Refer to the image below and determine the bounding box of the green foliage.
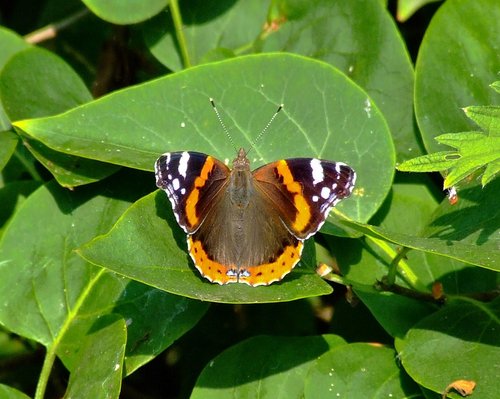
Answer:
[0,0,498,399]
[398,84,500,188]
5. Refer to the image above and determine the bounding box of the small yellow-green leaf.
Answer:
[464,105,500,137]
[396,0,441,22]
[482,158,500,186]
[397,151,459,172]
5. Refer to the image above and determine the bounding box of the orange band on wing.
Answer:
[185,156,215,228]
[276,160,311,233]
[188,237,303,286]
[188,237,238,285]
[239,241,304,286]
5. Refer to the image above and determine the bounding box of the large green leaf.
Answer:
[342,177,500,272]
[0,181,40,238]
[0,27,30,132]
[191,335,346,399]
[0,175,208,378]
[83,0,168,24]
[144,0,418,161]
[0,384,31,399]
[0,28,29,173]
[14,53,394,222]
[305,343,421,398]
[332,175,498,338]
[398,298,500,398]
[415,0,500,153]
[64,315,126,398]
[0,47,119,187]
[79,191,333,303]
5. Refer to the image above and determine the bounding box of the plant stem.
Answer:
[24,8,89,44]
[169,0,191,68]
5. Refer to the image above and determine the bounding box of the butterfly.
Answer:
[155,99,356,286]
[155,146,356,286]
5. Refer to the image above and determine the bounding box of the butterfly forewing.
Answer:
[253,158,356,239]
[155,151,230,233]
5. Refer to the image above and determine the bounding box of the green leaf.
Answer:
[415,0,500,153]
[399,298,500,398]
[79,191,333,303]
[0,131,18,173]
[14,53,395,222]
[0,174,207,378]
[397,150,461,173]
[0,47,92,121]
[191,335,345,399]
[0,384,31,399]
[0,47,119,187]
[464,105,500,136]
[482,158,500,186]
[64,315,126,398]
[0,180,40,239]
[82,0,168,24]
[341,177,500,272]
[398,131,500,189]
[353,285,436,339]
[144,0,418,161]
[396,0,441,22]
[439,133,500,188]
[0,27,30,132]
[305,343,421,398]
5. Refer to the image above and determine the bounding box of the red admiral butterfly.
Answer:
[155,103,356,286]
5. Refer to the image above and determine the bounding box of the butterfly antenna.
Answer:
[247,103,283,155]
[210,98,236,151]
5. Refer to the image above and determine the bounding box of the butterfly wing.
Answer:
[155,151,230,233]
[252,158,356,239]
[188,175,304,286]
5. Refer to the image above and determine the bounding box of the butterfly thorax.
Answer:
[229,148,253,209]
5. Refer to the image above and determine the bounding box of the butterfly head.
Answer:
[232,148,250,171]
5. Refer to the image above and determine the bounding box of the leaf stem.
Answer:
[169,0,191,68]
[35,345,57,399]
[386,246,412,286]
[364,236,423,290]
[34,268,106,398]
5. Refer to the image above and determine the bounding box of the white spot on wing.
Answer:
[310,159,324,185]
[312,195,319,202]
[178,152,190,178]
[321,186,331,199]
[172,178,180,190]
